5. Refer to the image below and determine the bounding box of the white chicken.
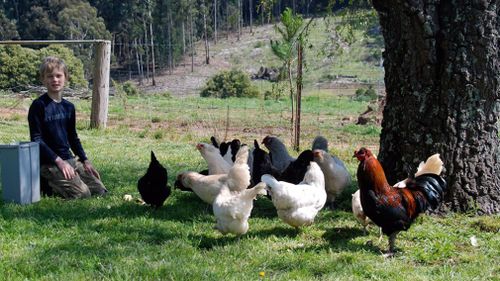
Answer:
[351,189,371,234]
[260,162,326,228]
[176,171,225,204]
[177,145,263,205]
[313,149,351,209]
[213,182,266,235]
[197,142,232,175]
[352,189,382,238]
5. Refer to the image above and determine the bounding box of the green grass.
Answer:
[0,93,499,280]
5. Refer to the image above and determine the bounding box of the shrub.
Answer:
[0,44,87,91]
[264,82,285,101]
[353,85,377,102]
[200,69,259,98]
[122,81,139,96]
[0,45,39,90]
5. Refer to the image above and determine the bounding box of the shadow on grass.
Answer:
[190,225,299,251]
[322,226,381,254]
[0,189,213,225]
[250,225,300,239]
[192,234,240,250]
[251,197,277,218]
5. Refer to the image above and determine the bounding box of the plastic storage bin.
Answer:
[0,142,40,204]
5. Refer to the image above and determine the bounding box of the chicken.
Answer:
[197,142,231,175]
[175,171,223,204]
[351,190,371,234]
[279,149,314,184]
[210,136,241,164]
[311,135,329,151]
[251,140,312,189]
[313,149,351,209]
[176,145,260,205]
[213,182,267,235]
[250,139,281,187]
[354,147,447,256]
[262,136,295,172]
[260,162,326,229]
[137,151,171,208]
[228,139,242,163]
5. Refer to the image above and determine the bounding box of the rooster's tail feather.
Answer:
[413,173,447,210]
[415,154,443,177]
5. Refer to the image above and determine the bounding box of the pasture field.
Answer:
[0,92,498,280]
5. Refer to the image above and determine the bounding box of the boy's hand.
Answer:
[83,160,101,180]
[55,157,75,180]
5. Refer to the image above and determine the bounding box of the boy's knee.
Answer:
[77,188,92,199]
[65,187,91,199]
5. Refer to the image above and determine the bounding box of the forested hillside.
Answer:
[0,0,379,93]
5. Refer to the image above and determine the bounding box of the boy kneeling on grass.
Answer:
[28,56,108,199]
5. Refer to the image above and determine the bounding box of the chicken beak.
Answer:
[313,150,322,160]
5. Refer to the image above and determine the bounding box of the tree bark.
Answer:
[372,0,500,214]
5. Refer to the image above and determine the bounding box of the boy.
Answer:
[28,56,107,199]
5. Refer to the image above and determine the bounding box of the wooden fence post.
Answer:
[90,40,111,129]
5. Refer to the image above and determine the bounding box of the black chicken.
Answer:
[279,149,314,184]
[251,139,281,187]
[137,151,171,208]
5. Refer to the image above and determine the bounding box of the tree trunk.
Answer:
[149,10,156,86]
[214,0,218,44]
[182,21,186,55]
[248,0,253,33]
[167,9,174,74]
[237,0,241,40]
[190,14,195,72]
[372,0,500,215]
[203,10,210,64]
[134,38,143,85]
[294,41,303,152]
[143,20,150,84]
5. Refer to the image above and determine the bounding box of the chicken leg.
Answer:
[383,232,399,258]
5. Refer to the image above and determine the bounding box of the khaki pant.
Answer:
[40,158,107,199]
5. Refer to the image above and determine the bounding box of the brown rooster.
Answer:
[353,147,447,257]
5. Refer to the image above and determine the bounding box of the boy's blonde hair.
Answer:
[39,56,69,81]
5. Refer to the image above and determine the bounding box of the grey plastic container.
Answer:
[0,142,40,204]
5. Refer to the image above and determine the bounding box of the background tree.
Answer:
[372,0,500,214]
[0,8,19,40]
[270,8,312,151]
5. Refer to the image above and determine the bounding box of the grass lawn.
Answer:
[0,92,499,280]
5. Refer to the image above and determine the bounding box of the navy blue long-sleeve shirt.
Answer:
[28,93,88,165]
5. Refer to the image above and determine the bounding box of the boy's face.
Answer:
[42,67,66,95]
